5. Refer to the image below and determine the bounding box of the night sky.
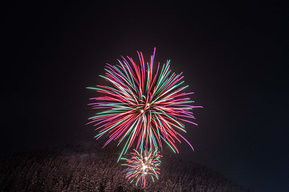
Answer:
[2,1,289,191]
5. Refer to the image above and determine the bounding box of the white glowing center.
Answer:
[142,165,148,170]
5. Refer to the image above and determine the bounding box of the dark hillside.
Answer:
[0,145,248,192]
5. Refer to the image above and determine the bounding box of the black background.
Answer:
[2,1,289,191]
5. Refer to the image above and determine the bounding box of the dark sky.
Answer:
[2,1,289,191]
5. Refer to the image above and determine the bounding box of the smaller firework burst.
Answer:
[121,148,162,187]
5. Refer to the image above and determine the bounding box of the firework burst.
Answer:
[87,48,202,160]
[121,148,162,187]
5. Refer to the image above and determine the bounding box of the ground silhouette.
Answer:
[0,144,248,192]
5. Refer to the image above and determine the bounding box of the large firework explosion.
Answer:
[121,148,162,187]
[87,48,202,161]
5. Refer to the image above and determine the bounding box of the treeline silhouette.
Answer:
[0,144,248,192]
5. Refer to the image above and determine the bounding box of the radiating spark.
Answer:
[87,48,202,161]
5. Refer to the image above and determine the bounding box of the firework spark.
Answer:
[87,48,202,160]
[121,149,162,187]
